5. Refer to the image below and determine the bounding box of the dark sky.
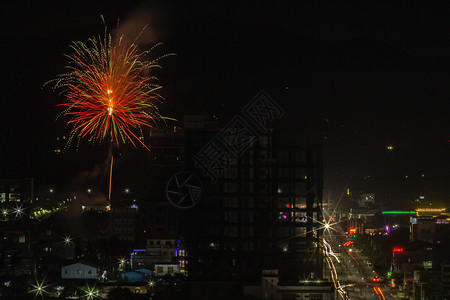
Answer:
[2,1,450,207]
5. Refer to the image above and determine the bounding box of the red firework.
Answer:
[49,28,172,150]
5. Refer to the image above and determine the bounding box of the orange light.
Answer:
[416,208,446,217]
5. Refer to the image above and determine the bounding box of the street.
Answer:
[324,231,404,300]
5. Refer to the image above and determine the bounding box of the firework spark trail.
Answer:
[47,24,173,150]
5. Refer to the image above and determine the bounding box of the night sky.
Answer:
[2,1,450,207]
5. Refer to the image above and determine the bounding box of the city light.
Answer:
[119,257,127,271]
[130,249,146,268]
[382,211,416,215]
[63,234,73,246]
[323,238,340,263]
[3,5,449,300]
[343,241,353,247]
[12,204,25,219]
[373,286,386,300]
[82,283,99,300]
[416,208,446,217]
[29,278,49,299]
[393,247,404,254]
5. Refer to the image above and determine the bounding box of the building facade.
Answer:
[184,126,324,284]
[61,262,99,279]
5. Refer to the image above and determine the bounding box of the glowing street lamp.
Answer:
[12,204,25,219]
[83,283,99,299]
[118,257,127,271]
[29,278,49,299]
[63,234,73,246]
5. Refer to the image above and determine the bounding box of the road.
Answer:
[324,231,404,300]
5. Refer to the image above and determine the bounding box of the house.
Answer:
[61,262,99,279]
[146,233,178,263]
[128,234,185,270]
[154,264,180,276]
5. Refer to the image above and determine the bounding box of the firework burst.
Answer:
[48,24,173,150]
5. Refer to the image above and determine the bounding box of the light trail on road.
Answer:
[373,286,386,300]
[324,237,348,299]
[344,243,367,282]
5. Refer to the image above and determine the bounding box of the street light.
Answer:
[119,258,127,271]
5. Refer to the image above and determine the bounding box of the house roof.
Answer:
[63,261,99,269]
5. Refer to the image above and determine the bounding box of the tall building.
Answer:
[109,123,185,244]
[142,124,185,236]
[184,125,324,284]
[109,207,138,243]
